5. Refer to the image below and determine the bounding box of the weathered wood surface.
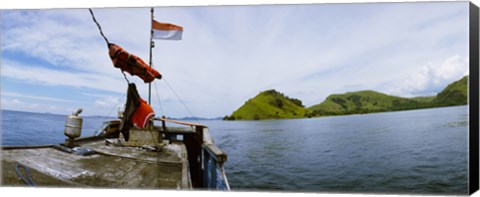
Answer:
[1,139,191,189]
[85,140,182,164]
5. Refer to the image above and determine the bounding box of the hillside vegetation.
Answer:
[308,90,431,116]
[432,75,468,106]
[411,96,436,103]
[224,90,311,120]
[225,75,468,120]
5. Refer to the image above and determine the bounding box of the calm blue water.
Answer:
[1,110,109,146]
[1,106,469,194]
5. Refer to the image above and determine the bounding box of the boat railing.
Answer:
[154,118,230,190]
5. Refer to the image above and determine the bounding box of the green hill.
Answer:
[433,75,468,106]
[308,75,468,116]
[225,75,468,120]
[308,90,428,116]
[224,89,311,120]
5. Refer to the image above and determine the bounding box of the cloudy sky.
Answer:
[0,2,470,118]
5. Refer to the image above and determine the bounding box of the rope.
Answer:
[88,9,134,85]
[15,164,36,186]
[153,80,165,116]
[122,72,130,83]
[163,78,200,124]
[92,73,140,135]
[88,9,110,46]
[93,93,126,136]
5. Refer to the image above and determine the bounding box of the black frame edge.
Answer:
[470,1,480,195]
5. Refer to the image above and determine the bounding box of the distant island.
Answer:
[166,116,223,121]
[224,75,468,120]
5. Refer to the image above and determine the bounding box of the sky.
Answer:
[0,2,471,118]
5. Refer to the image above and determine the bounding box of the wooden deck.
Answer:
[1,139,191,189]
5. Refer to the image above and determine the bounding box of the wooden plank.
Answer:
[203,144,227,164]
[163,127,195,135]
[154,118,206,128]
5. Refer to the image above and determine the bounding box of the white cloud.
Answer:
[3,92,75,103]
[2,60,127,94]
[2,97,88,115]
[94,96,121,109]
[12,99,23,105]
[2,98,39,111]
[2,10,110,71]
[431,55,469,83]
[387,55,469,97]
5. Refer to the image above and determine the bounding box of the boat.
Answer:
[1,8,230,190]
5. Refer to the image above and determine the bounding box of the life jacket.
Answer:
[108,43,162,83]
[119,83,155,141]
[131,98,155,129]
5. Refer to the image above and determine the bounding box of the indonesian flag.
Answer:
[152,19,183,40]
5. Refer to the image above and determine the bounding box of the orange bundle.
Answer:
[108,43,162,83]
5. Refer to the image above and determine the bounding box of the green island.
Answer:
[224,75,468,120]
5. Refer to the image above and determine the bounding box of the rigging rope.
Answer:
[93,93,126,136]
[15,164,36,186]
[122,72,131,83]
[88,9,110,46]
[88,9,130,84]
[163,77,200,124]
[93,74,141,135]
[153,80,165,116]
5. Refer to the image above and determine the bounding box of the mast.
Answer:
[148,7,154,105]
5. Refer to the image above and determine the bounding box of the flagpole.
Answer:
[148,7,154,105]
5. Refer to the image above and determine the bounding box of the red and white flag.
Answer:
[152,20,183,40]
